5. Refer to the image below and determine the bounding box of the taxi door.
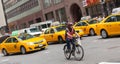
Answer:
[103,16,118,35]
[3,38,13,53]
[44,29,53,42]
[49,28,57,42]
[74,21,89,35]
[10,37,20,52]
[116,15,120,34]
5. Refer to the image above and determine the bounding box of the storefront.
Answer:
[84,0,119,18]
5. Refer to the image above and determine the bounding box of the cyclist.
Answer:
[65,22,80,53]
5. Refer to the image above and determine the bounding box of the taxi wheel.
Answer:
[90,29,95,36]
[58,36,64,44]
[101,30,108,38]
[20,46,26,54]
[2,49,8,56]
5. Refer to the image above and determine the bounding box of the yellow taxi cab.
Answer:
[0,34,48,56]
[96,14,120,38]
[40,25,84,44]
[73,20,99,36]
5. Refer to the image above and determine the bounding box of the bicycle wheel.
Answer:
[74,45,84,61]
[63,45,71,60]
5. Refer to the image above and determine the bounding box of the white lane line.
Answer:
[0,59,9,64]
[99,62,120,64]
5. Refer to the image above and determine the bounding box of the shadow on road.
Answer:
[48,42,65,45]
[2,49,47,57]
[98,35,120,40]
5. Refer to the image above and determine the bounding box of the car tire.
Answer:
[20,46,26,54]
[2,49,8,56]
[90,29,95,36]
[101,30,108,39]
[58,36,64,44]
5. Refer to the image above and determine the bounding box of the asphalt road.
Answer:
[1,36,120,64]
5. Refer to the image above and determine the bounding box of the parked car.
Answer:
[96,14,120,38]
[30,20,53,32]
[11,27,42,36]
[112,7,120,14]
[40,25,84,43]
[0,34,48,56]
[73,20,99,36]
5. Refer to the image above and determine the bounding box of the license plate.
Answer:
[39,44,43,47]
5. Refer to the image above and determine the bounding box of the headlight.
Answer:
[79,30,83,32]
[27,42,34,45]
[39,40,44,43]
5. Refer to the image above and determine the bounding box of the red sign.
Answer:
[86,0,97,6]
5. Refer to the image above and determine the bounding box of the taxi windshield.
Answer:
[30,28,40,32]
[55,26,66,32]
[18,33,34,40]
[88,20,99,24]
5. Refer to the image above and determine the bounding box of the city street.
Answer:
[1,36,120,64]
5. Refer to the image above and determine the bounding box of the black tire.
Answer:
[2,49,8,56]
[20,46,26,54]
[101,30,108,39]
[63,45,71,60]
[90,29,95,36]
[41,47,46,50]
[74,45,84,61]
[58,36,64,44]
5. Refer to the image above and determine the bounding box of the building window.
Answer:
[21,23,27,29]
[36,18,42,23]
[43,0,52,8]
[4,0,22,9]
[28,20,34,26]
[56,8,67,22]
[96,4,102,15]
[53,0,63,4]
[88,7,92,16]
[6,0,39,19]
[45,12,54,20]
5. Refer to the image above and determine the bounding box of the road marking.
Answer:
[0,59,9,64]
[99,62,120,64]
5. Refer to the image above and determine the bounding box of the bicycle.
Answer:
[63,37,84,61]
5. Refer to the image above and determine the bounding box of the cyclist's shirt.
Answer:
[65,28,75,39]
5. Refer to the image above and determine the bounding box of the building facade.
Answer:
[4,0,43,32]
[3,0,86,32]
[84,0,120,17]
[41,0,86,23]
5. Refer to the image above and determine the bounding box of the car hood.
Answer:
[22,37,44,43]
